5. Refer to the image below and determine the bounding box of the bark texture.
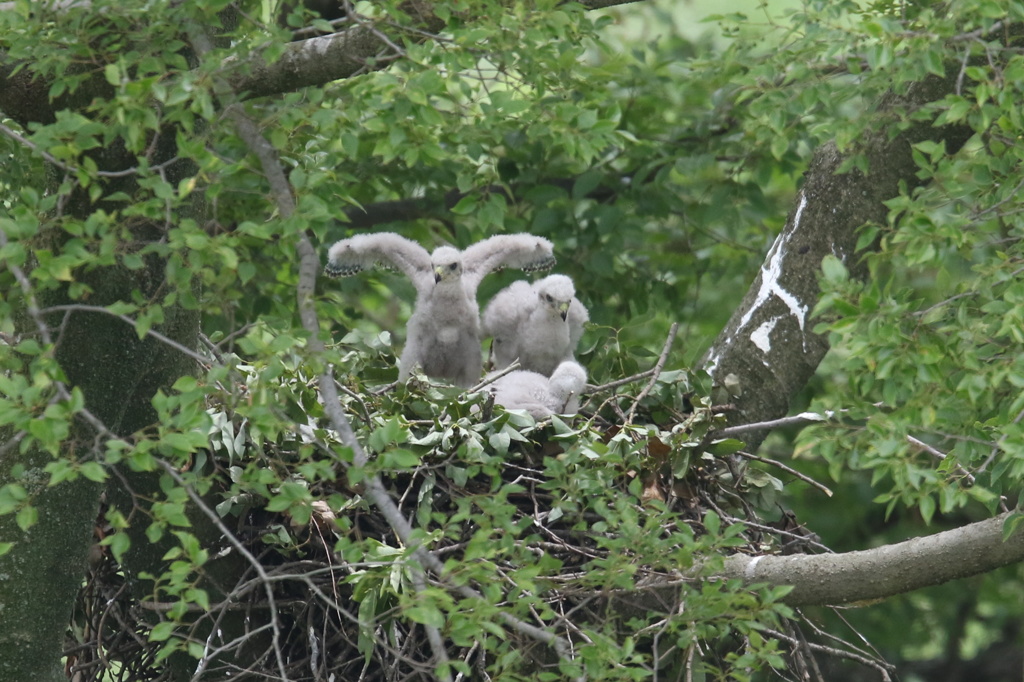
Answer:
[229,25,388,100]
[0,199,201,682]
[221,0,644,101]
[610,513,1024,615]
[0,473,100,682]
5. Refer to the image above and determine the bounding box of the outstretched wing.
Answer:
[461,234,555,291]
[324,232,432,290]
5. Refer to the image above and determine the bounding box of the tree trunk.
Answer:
[0,69,204,682]
[702,74,974,451]
[0,256,202,682]
[0,473,100,682]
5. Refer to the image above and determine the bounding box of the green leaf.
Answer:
[103,62,121,86]
[380,448,420,470]
[703,510,721,536]
[79,461,108,483]
[820,254,848,284]
[368,417,408,452]
[572,170,603,201]
[404,605,445,629]
[149,621,177,642]
[106,531,131,563]
[1003,512,1024,542]
[0,483,27,514]
[706,438,744,457]
[15,505,37,532]
[917,495,935,525]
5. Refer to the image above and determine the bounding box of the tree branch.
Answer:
[187,24,461,678]
[607,511,1024,617]
[719,511,1024,606]
[330,177,624,232]
[223,1,647,101]
[223,24,393,101]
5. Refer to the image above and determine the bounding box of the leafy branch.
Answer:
[187,19,583,680]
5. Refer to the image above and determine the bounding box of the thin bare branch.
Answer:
[188,22,463,678]
[626,322,679,423]
[735,450,833,497]
[712,411,835,440]
[185,25,325,682]
[40,303,210,367]
[760,627,894,681]
[468,359,521,392]
[587,367,656,394]
[906,434,976,485]
[0,121,179,179]
[153,462,290,682]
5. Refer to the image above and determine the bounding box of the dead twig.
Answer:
[626,322,679,424]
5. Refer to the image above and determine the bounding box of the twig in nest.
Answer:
[586,367,656,394]
[468,359,521,393]
[811,606,889,666]
[626,322,679,424]
[334,376,373,425]
[735,451,833,498]
[370,380,398,395]
[157,460,290,681]
[372,360,522,397]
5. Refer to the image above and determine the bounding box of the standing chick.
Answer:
[482,274,588,376]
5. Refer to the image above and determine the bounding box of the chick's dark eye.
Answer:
[449,263,458,270]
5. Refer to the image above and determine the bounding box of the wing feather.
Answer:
[324,233,432,288]
[461,234,555,291]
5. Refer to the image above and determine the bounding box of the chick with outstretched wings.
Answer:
[325,232,555,387]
